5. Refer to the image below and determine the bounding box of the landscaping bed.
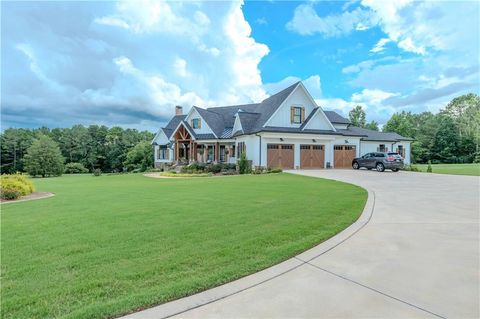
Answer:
[1,173,367,319]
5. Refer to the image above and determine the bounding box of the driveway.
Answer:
[123,170,479,319]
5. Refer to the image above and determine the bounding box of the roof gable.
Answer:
[301,107,336,131]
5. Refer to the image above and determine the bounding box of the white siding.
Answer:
[185,108,215,135]
[264,85,317,128]
[232,114,243,135]
[302,109,335,131]
[152,129,170,145]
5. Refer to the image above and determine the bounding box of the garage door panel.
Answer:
[334,145,356,168]
[267,144,294,169]
[300,144,324,169]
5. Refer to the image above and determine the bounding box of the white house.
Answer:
[152,82,412,169]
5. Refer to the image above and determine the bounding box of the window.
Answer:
[291,106,303,124]
[157,145,169,160]
[378,144,386,152]
[207,146,214,161]
[232,145,236,157]
[191,118,201,129]
[237,142,246,157]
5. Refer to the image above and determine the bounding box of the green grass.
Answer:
[412,163,480,176]
[1,173,367,319]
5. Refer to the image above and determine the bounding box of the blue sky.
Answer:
[1,0,479,131]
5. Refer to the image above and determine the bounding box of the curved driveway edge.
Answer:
[120,179,374,319]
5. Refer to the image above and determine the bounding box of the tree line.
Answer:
[348,93,479,164]
[1,125,154,174]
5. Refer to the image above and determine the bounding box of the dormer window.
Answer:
[191,118,201,129]
[291,106,304,124]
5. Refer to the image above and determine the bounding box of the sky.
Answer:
[1,0,479,131]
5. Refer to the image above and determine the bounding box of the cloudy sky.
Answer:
[1,0,479,131]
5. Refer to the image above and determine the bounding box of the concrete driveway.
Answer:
[123,170,479,319]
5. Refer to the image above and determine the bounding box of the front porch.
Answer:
[173,125,235,164]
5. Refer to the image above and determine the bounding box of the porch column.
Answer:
[204,146,208,162]
[175,142,179,162]
[215,142,219,162]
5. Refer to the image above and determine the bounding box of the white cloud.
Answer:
[397,37,425,55]
[4,1,270,130]
[286,4,377,37]
[264,75,322,98]
[173,57,188,77]
[370,37,391,53]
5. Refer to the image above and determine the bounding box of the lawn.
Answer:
[1,173,367,319]
[412,163,480,176]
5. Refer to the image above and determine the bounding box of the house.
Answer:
[152,82,412,169]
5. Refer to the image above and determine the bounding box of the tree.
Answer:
[24,135,65,177]
[431,115,460,162]
[365,120,379,131]
[0,129,35,173]
[349,105,366,127]
[123,141,154,172]
[383,111,415,138]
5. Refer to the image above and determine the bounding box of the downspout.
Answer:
[255,133,262,168]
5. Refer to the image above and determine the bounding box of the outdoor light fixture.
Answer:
[312,139,316,142]
[280,138,284,141]
[345,140,349,143]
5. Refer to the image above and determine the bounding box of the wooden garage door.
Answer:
[300,145,324,169]
[334,145,356,168]
[267,144,294,169]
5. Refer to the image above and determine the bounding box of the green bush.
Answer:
[237,152,251,174]
[0,174,35,200]
[0,188,21,200]
[64,162,89,174]
[268,168,283,173]
[427,160,433,173]
[93,169,102,176]
[205,163,223,174]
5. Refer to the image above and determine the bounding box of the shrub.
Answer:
[93,169,102,176]
[0,174,35,200]
[237,152,251,174]
[427,160,433,173]
[1,188,21,200]
[268,168,283,173]
[206,163,223,174]
[64,162,89,174]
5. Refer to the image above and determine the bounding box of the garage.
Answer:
[300,145,325,169]
[267,144,294,169]
[334,145,356,168]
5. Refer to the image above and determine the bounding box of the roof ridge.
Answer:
[261,81,300,103]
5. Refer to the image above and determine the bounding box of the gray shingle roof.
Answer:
[323,111,350,124]
[159,114,186,139]
[157,82,412,143]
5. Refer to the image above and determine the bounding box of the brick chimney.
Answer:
[175,105,183,116]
